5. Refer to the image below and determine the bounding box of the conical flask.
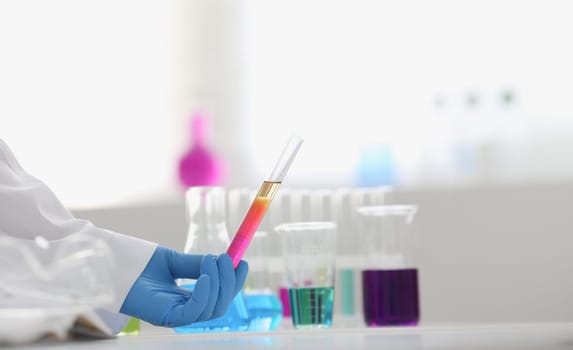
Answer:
[174,186,250,333]
[183,186,229,254]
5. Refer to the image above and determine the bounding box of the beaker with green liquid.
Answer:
[276,222,337,329]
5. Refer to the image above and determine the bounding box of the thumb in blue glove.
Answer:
[119,246,248,327]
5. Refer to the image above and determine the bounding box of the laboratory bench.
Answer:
[14,322,573,349]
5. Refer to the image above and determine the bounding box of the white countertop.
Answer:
[12,322,573,349]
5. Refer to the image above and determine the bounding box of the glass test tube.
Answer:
[227,135,303,268]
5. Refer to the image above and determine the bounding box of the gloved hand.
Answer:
[119,246,248,327]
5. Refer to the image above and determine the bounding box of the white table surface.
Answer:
[12,322,573,350]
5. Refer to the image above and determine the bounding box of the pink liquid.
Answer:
[179,147,222,187]
[227,181,279,268]
[279,287,291,317]
[178,113,224,187]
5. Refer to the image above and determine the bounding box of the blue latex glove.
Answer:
[119,246,248,327]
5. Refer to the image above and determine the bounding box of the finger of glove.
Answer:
[163,274,210,327]
[167,249,203,279]
[196,254,219,321]
[233,260,249,297]
[211,253,235,318]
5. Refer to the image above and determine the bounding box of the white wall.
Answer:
[4,0,573,209]
[396,183,573,323]
[73,182,573,324]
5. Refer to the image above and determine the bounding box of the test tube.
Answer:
[227,135,304,268]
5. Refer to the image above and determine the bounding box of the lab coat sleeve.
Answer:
[0,139,157,329]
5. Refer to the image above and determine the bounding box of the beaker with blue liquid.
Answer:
[242,233,283,331]
[228,188,283,331]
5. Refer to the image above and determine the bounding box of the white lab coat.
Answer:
[0,138,157,333]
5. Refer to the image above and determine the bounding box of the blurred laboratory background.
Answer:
[1,0,573,327]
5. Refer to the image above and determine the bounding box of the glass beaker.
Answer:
[259,189,291,319]
[356,205,420,327]
[229,188,283,331]
[242,232,283,331]
[276,222,337,329]
[174,186,250,333]
[332,187,388,326]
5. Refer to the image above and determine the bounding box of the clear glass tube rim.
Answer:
[274,221,337,233]
[356,204,418,218]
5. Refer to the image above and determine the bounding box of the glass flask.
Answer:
[177,113,225,188]
[174,186,250,333]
